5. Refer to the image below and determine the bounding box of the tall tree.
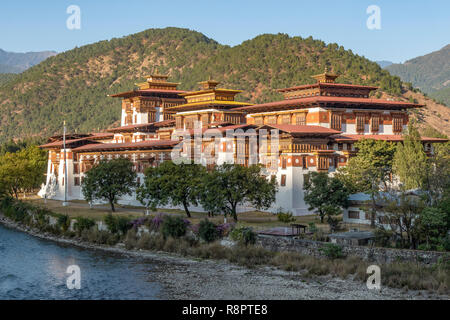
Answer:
[303,172,350,223]
[137,161,206,217]
[336,139,396,226]
[0,145,47,198]
[81,158,137,212]
[202,164,277,221]
[393,123,428,190]
[378,191,425,249]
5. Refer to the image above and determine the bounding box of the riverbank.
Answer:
[1,214,447,300]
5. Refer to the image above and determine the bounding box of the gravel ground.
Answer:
[149,254,446,300]
[1,215,448,300]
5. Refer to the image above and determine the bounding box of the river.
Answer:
[0,224,164,299]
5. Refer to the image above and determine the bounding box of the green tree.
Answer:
[393,123,428,190]
[379,191,425,249]
[336,139,396,226]
[137,161,206,217]
[416,207,448,250]
[303,172,350,223]
[0,145,47,198]
[81,158,137,212]
[203,164,277,221]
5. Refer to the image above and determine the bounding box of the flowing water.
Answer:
[0,224,164,299]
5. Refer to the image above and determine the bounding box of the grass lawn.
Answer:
[23,196,373,232]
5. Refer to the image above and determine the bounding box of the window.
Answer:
[280,174,286,186]
[176,117,183,129]
[296,113,306,126]
[302,156,307,169]
[356,114,365,133]
[74,177,80,186]
[281,115,290,124]
[185,117,195,129]
[331,113,342,130]
[338,143,343,151]
[371,114,380,132]
[254,117,263,125]
[267,115,277,124]
[148,112,156,123]
[393,115,403,133]
[281,158,287,169]
[348,210,360,219]
[201,114,209,126]
[73,163,79,174]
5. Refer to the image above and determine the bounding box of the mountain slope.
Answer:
[0,73,17,86]
[0,49,57,74]
[429,86,450,107]
[0,27,447,141]
[376,60,393,68]
[386,44,450,93]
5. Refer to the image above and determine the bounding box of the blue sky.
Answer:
[0,0,448,63]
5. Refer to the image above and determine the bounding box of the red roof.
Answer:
[40,138,100,149]
[278,82,379,92]
[235,96,422,112]
[259,124,341,135]
[107,120,175,133]
[331,134,448,143]
[72,139,179,152]
[109,88,186,98]
[177,124,258,136]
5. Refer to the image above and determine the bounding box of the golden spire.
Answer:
[311,67,338,83]
[199,79,220,90]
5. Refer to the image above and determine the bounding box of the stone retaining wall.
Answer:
[256,235,448,265]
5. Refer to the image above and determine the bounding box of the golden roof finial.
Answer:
[311,67,338,83]
[199,79,220,90]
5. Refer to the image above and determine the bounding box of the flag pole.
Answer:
[62,120,69,207]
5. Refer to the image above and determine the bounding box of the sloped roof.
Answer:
[235,96,423,113]
[259,124,341,135]
[331,134,448,143]
[72,139,179,153]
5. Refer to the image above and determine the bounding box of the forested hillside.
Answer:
[386,44,450,94]
[0,27,446,142]
[430,86,450,107]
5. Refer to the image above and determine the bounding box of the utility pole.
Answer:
[62,120,69,207]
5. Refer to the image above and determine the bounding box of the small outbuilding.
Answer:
[329,230,375,246]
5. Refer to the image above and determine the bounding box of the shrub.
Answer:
[104,213,131,235]
[6,201,30,222]
[308,222,318,233]
[198,219,219,243]
[56,214,70,231]
[277,210,296,223]
[161,215,187,239]
[74,217,95,236]
[229,226,257,245]
[319,243,344,259]
[216,222,234,237]
[374,228,393,247]
[124,229,138,250]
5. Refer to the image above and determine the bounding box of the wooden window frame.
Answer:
[296,113,306,126]
[356,113,365,133]
[348,210,360,219]
[280,174,286,186]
